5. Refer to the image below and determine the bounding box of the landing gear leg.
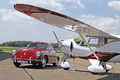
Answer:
[101,61,110,73]
[61,53,74,70]
[61,53,71,61]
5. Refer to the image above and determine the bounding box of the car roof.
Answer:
[32,41,50,45]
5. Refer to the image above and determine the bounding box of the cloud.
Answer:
[17,24,23,27]
[0,8,34,22]
[111,34,120,38]
[78,14,120,34]
[108,1,120,11]
[77,0,85,9]
[9,0,85,11]
[80,14,95,18]
[9,0,65,12]
[57,0,85,9]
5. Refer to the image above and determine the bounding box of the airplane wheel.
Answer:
[53,58,59,67]
[106,70,109,73]
[13,62,21,68]
[63,68,70,70]
[39,57,46,68]
[91,72,99,75]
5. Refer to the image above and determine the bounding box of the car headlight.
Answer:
[12,50,17,55]
[36,51,41,57]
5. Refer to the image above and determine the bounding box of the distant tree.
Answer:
[0,41,32,47]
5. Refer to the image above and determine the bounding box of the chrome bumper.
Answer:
[11,56,42,64]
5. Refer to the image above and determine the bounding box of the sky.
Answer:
[0,0,120,44]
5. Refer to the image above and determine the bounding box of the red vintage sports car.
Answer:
[11,42,59,68]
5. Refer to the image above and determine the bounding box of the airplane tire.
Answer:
[106,70,109,73]
[91,72,99,75]
[63,68,70,70]
[91,71,109,75]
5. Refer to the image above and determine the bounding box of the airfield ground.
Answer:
[0,52,120,80]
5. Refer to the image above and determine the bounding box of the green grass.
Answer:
[0,46,64,55]
[0,46,25,53]
[57,53,64,55]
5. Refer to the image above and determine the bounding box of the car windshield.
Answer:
[27,43,48,49]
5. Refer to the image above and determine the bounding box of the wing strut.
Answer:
[79,32,99,60]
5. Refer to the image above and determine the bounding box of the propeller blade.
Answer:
[53,31,62,49]
[53,31,59,42]
[70,42,74,52]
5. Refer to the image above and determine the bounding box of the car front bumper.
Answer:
[11,56,42,64]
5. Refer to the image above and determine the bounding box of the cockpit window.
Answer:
[27,43,48,49]
[74,36,99,47]
[74,36,114,47]
[74,36,117,47]
[74,36,87,46]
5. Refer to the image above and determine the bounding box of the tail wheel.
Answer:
[13,62,21,68]
[53,58,59,67]
[39,56,47,68]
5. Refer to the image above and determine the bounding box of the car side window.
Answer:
[49,45,54,51]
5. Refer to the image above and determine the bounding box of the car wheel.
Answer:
[53,58,59,67]
[32,63,37,66]
[39,57,46,68]
[13,62,21,67]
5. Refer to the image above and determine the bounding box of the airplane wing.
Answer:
[14,4,118,39]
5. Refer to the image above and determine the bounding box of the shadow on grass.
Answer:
[0,52,11,61]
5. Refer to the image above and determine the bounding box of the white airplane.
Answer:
[14,4,120,74]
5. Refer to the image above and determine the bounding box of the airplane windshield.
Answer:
[74,36,87,46]
[74,36,99,47]
[74,36,116,47]
[27,43,48,49]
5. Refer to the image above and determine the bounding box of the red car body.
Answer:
[11,42,59,68]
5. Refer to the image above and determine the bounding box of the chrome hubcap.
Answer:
[42,58,46,67]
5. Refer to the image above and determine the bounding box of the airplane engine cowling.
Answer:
[88,66,106,73]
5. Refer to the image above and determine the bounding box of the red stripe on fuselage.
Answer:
[73,52,120,62]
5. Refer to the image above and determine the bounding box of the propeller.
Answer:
[53,31,62,49]
[69,42,74,57]
[53,31,59,42]
[70,42,74,52]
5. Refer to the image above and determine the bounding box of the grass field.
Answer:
[0,46,25,53]
[0,46,64,55]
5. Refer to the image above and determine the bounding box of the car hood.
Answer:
[15,48,47,59]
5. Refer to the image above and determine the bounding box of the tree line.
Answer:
[0,41,58,48]
[0,41,32,47]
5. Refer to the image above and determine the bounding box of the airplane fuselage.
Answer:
[60,39,120,62]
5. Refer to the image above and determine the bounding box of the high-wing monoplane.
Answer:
[14,4,120,74]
